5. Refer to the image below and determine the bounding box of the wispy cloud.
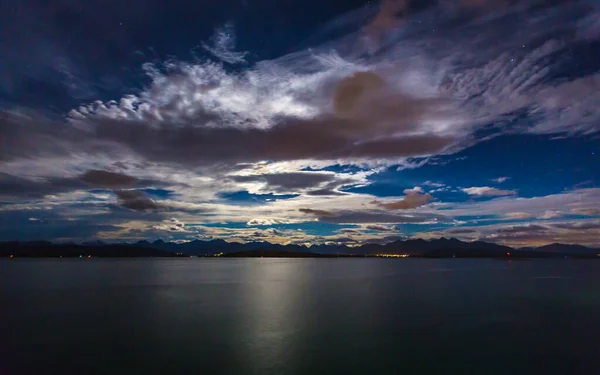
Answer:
[462,186,517,197]
[201,23,248,65]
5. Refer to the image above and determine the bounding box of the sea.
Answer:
[1,258,599,375]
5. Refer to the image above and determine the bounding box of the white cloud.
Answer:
[462,186,517,197]
[246,218,296,226]
[538,210,563,219]
[152,218,191,233]
[423,181,445,188]
[435,188,600,222]
[493,177,510,183]
[504,212,531,219]
[200,23,248,65]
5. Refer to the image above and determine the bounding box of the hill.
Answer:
[1,238,598,258]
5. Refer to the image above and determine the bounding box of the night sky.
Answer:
[1,0,599,247]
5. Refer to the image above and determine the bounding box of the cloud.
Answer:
[299,208,336,217]
[493,177,510,183]
[320,211,449,224]
[497,224,548,234]
[0,109,87,162]
[80,114,455,168]
[551,221,600,231]
[504,212,531,219]
[152,218,192,233]
[201,23,248,65]
[481,220,600,247]
[444,188,600,221]
[230,171,364,195]
[460,0,510,12]
[114,190,161,211]
[300,207,450,224]
[577,10,600,40]
[375,187,433,209]
[338,228,361,234]
[246,218,294,226]
[365,0,409,33]
[0,172,85,199]
[80,170,136,188]
[423,181,445,188]
[462,186,517,197]
[8,0,597,176]
[538,210,563,219]
[571,208,600,216]
[364,224,398,232]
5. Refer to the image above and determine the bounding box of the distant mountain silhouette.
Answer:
[0,242,177,258]
[1,238,598,258]
[521,243,599,255]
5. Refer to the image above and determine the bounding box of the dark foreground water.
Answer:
[1,259,599,375]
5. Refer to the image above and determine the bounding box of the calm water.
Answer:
[1,259,599,375]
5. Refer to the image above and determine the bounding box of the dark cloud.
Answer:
[0,168,166,201]
[364,0,509,36]
[552,222,600,231]
[112,161,129,170]
[89,116,454,166]
[497,224,548,234]
[338,228,361,234]
[0,172,85,199]
[114,190,161,211]
[0,109,84,162]
[232,173,334,191]
[365,0,409,33]
[0,210,120,241]
[4,106,454,169]
[111,191,212,214]
[484,220,600,246]
[375,188,433,210]
[80,170,137,188]
[460,0,511,12]
[333,71,384,116]
[231,172,361,195]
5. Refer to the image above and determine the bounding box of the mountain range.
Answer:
[1,238,598,258]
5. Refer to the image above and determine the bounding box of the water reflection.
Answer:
[236,259,309,374]
[2,259,600,375]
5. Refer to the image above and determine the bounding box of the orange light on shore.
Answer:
[506,252,511,256]
[10,254,14,258]
[88,255,91,259]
